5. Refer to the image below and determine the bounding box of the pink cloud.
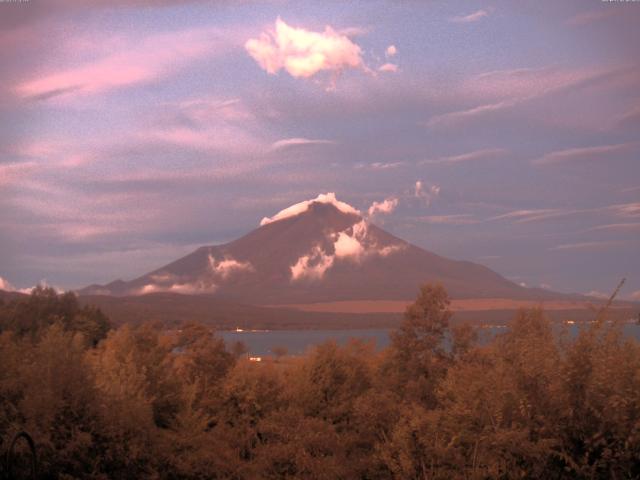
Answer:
[16,27,226,100]
[567,9,619,26]
[271,137,336,150]
[368,197,398,217]
[532,142,636,165]
[422,148,509,165]
[450,9,490,24]
[378,63,398,73]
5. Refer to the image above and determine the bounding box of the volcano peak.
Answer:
[259,192,360,226]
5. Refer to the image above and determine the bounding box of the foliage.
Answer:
[1,284,639,478]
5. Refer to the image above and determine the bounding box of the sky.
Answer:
[0,0,639,299]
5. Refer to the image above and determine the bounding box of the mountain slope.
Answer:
[79,194,568,304]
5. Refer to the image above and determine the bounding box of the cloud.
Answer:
[414,180,441,206]
[271,137,336,150]
[418,214,478,225]
[567,9,618,26]
[617,104,640,126]
[427,100,515,128]
[138,281,217,295]
[16,27,226,100]
[422,148,509,165]
[260,192,360,226]
[532,142,636,166]
[208,254,253,278]
[549,241,624,251]
[450,9,490,23]
[385,45,397,58]
[607,202,640,218]
[585,290,609,299]
[355,161,405,170]
[584,223,640,232]
[427,65,631,129]
[0,277,63,295]
[378,63,398,73]
[289,218,404,281]
[628,290,640,301]
[490,209,574,223]
[368,197,398,217]
[0,161,38,186]
[334,230,365,259]
[245,18,365,82]
[0,276,15,291]
[290,245,335,281]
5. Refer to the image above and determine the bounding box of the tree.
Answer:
[386,283,452,406]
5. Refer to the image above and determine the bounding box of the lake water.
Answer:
[221,322,640,357]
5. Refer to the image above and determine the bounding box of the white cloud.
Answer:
[289,218,404,281]
[208,254,253,278]
[245,18,365,81]
[368,197,398,217]
[271,137,336,150]
[450,9,490,24]
[334,231,365,259]
[333,220,368,261]
[0,278,64,295]
[378,244,405,257]
[415,180,440,206]
[628,290,640,301]
[355,161,404,170]
[260,192,360,226]
[290,245,335,281]
[585,290,609,299]
[385,45,397,57]
[138,281,217,295]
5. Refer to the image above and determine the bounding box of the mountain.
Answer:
[79,193,569,305]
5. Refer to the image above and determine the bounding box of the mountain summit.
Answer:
[80,193,556,304]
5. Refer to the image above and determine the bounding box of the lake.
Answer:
[220,321,640,357]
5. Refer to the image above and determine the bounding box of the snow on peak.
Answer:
[259,192,360,226]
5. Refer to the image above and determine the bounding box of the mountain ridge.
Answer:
[78,194,580,304]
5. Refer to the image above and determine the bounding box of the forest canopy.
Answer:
[0,285,639,479]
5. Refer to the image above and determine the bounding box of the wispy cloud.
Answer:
[270,137,336,150]
[549,240,625,251]
[567,9,619,26]
[427,100,514,128]
[617,104,640,126]
[532,142,636,166]
[422,148,508,165]
[355,161,405,170]
[584,222,640,232]
[450,9,490,24]
[490,202,640,224]
[427,65,633,129]
[490,209,579,223]
[418,214,478,225]
[16,27,227,100]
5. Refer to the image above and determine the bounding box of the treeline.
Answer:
[1,285,639,479]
